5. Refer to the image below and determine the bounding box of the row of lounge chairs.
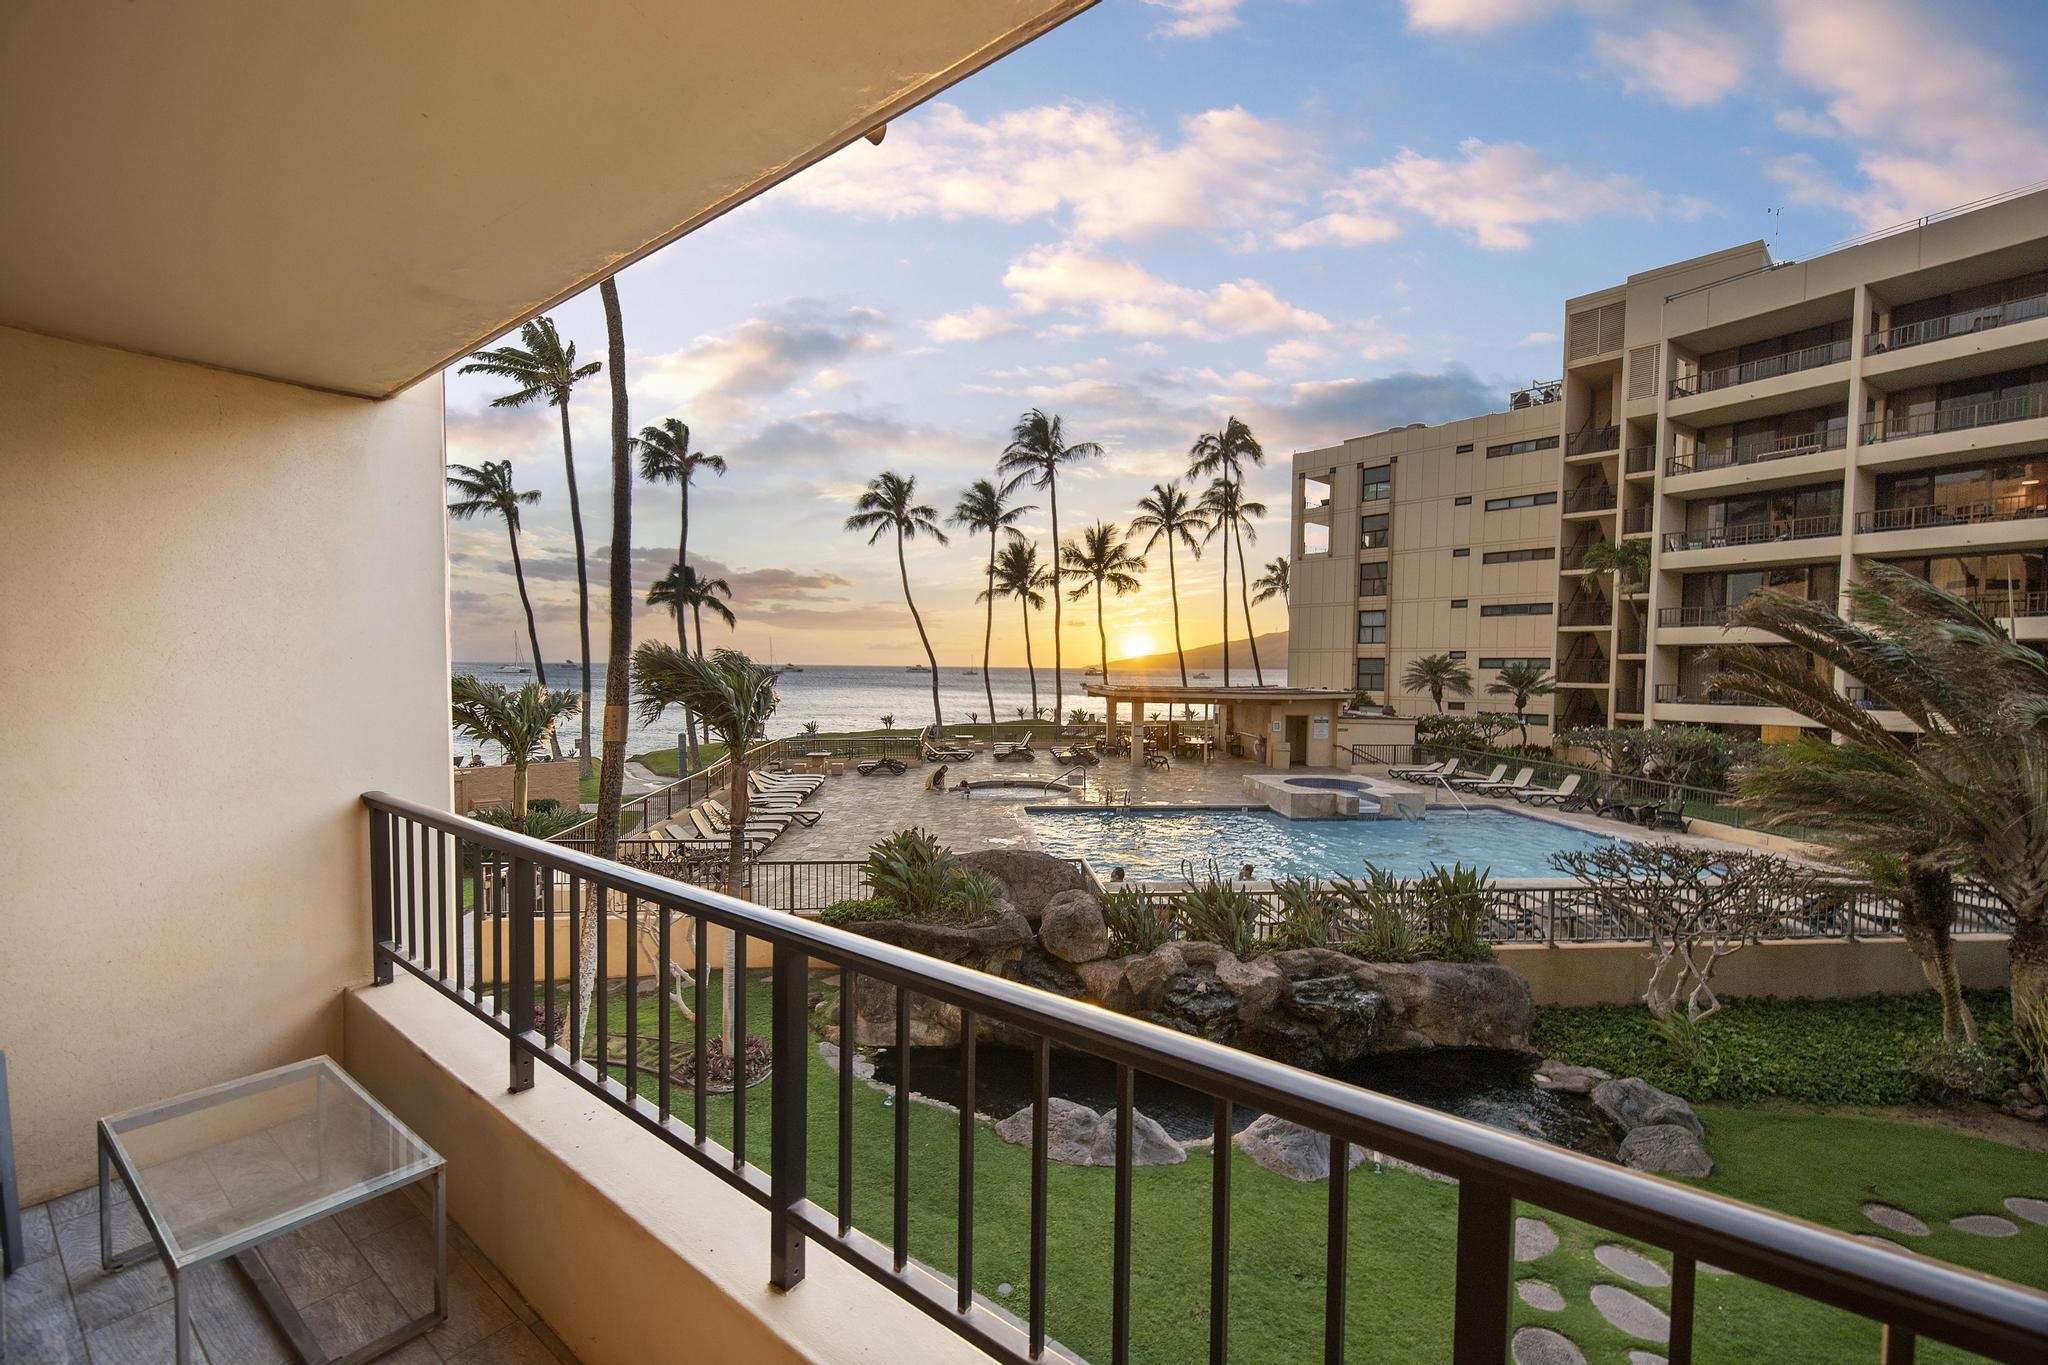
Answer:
[639,770,828,856]
[1387,758,1689,829]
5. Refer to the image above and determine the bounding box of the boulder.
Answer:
[1214,952,1284,1026]
[1618,1123,1714,1177]
[1233,1114,1366,1182]
[1072,957,1134,1013]
[1087,1109,1187,1167]
[992,1099,1186,1167]
[1241,974,1385,1072]
[1147,962,1242,1043]
[1592,1078,1703,1138]
[1355,961,1536,1052]
[955,849,1089,922]
[1040,889,1110,963]
[1533,1061,1611,1095]
[1122,943,1186,1009]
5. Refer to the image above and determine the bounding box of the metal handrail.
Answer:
[1867,291,2048,352]
[1561,601,1613,627]
[365,793,2048,1365]
[1962,589,2048,617]
[1658,605,1733,628]
[1666,424,1848,476]
[1669,338,1850,398]
[1866,387,2048,443]
[1663,513,1842,552]
[1622,506,1652,535]
[1564,484,1617,513]
[1857,496,2048,533]
[1625,445,1657,474]
[1565,425,1619,456]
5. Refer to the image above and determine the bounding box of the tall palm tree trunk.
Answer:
[558,403,596,778]
[1232,508,1264,685]
[1219,497,1231,685]
[897,528,942,726]
[983,530,999,741]
[1094,580,1111,687]
[505,525,563,758]
[1049,481,1063,726]
[1900,857,1976,1045]
[1020,597,1039,719]
[723,761,748,1043]
[1166,542,1187,686]
[678,481,701,771]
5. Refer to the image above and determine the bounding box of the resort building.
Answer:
[1288,184,2048,741]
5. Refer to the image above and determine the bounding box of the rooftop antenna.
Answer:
[1766,206,1783,259]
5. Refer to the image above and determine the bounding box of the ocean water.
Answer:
[450,661,1284,762]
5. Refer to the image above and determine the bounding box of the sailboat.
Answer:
[771,634,803,672]
[501,630,532,674]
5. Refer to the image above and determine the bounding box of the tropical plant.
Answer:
[469,801,588,843]
[999,410,1103,725]
[1329,867,1416,962]
[986,539,1051,720]
[1416,712,1518,752]
[1128,481,1210,685]
[1251,557,1290,605]
[953,870,1004,922]
[802,720,820,736]
[633,645,781,1043]
[634,415,726,770]
[1270,877,1337,951]
[1060,521,1147,687]
[951,478,1033,741]
[1068,708,1088,727]
[459,315,603,777]
[647,563,735,656]
[1403,654,1473,713]
[846,472,949,728]
[1173,869,1261,957]
[863,828,958,917]
[880,713,895,732]
[1580,538,1650,594]
[1558,725,1654,776]
[1413,863,1495,963]
[1189,416,1267,684]
[1486,662,1555,746]
[1102,886,1173,956]
[449,676,579,830]
[446,460,560,758]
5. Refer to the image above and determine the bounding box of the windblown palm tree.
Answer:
[1196,477,1269,684]
[950,479,1034,741]
[1060,522,1147,688]
[633,418,725,770]
[987,539,1052,720]
[1189,417,1266,684]
[1486,662,1555,746]
[446,461,560,757]
[1581,538,1650,595]
[1712,562,2048,1034]
[634,645,780,1044]
[846,472,950,728]
[1404,654,1473,713]
[998,410,1103,725]
[1251,557,1290,606]
[450,676,579,831]
[647,564,736,656]
[1128,481,1209,685]
[459,316,603,777]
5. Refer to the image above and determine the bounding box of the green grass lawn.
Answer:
[562,974,2047,1364]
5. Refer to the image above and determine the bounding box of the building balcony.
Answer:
[1654,684,1752,706]
[1864,388,2048,445]
[1659,605,1733,629]
[1560,601,1614,629]
[1856,497,2048,534]
[1622,506,1652,536]
[1556,658,1611,685]
[1563,484,1618,514]
[1868,292,2048,353]
[1616,688,1644,715]
[1663,513,1843,554]
[1565,425,1620,457]
[1625,444,1657,475]
[1664,425,1848,478]
[1669,338,1851,399]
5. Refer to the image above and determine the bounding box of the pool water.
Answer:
[1025,806,1612,880]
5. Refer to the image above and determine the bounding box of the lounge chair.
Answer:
[1642,795,1690,832]
[700,799,802,836]
[1515,773,1581,807]
[1387,757,1452,781]
[1050,744,1093,766]
[855,755,908,776]
[993,739,1036,762]
[709,795,818,829]
[686,806,776,852]
[1446,762,1508,791]
[748,772,820,803]
[1464,767,1534,797]
[753,770,824,795]
[649,820,753,857]
[922,740,974,763]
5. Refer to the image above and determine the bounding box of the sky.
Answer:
[444,0,2048,668]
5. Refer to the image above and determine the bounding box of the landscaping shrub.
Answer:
[1102,886,1172,956]
[1328,867,1416,962]
[1531,990,2015,1106]
[864,827,957,917]
[1173,871,1261,957]
[1268,876,1337,951]
[1412,862,1495,963]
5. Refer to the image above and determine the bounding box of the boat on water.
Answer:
[1082,665,1103,676]
[1192,671,1212,679]
[500,631,532,674]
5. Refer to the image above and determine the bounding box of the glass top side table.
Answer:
[98,1056,446,1364]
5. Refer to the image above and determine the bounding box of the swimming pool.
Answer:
[1025,806,1613,881]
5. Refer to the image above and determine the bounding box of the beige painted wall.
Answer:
[453,759,583,814]
[0,327,451,1201]
[1500,935,2009,1008]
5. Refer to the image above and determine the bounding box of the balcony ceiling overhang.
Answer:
[0,0,1094,399]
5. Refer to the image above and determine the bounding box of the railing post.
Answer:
[1451,1180,1513,1363]
[507,854,536,1093]
[769,940,808,1290]
[370,808,394,984]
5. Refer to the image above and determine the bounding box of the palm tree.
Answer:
[634,417,727,770]
[1712,562,2048,1035]
[846,472,950,728]
[1251,557,1290,606]
[648,564,735,657]
[1189,416,1266,684]
[449,676,579,830]
[633,645,780,1044]
[950,479,1034,741]
[446,461,561,759]
[1196,478,1269,684]
[1060,522,1147,688]
[1128,482,1210,686]
[1405,654,1474,713]
[459,316,603,777]
[1487,662,1555,746]
[1581,538,1650,595]
[998,410,1103,725]
[987,539,1051,719]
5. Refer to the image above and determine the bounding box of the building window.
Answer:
[1355,657,1386,695]
[1487,435,1561,458]
[1480,602,1554,617]
[1455,443,1474,454]
[1358,464,1392,502]
[1360,513,1390,550]
[1448,650,1467,660]
[1483,546,1556,564]
[1450,598,1468,608]
[1480,656,1551,670]
[1454,495,1472,506]
[1357,610,1387,644]
[1452,547,1470,558]
[1447,701,1467,711]
[1358,561,1389,596]
[1484,492,1558,511]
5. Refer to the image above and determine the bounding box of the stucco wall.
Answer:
[452,759,583,814]
[1500,935,2010,1008]
[0,326,451,1201]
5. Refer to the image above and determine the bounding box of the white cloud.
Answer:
[637,303,888,419]
[1000,244,1331,340]
[924,305,1023,344]
[1403,0,1573,31]
[1595,13,1747,108]
[1520,331,1561,346]
[1141,0,1244,38]
[1265,337,1329,371]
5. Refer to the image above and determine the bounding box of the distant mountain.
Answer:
[1110,632,1287,674]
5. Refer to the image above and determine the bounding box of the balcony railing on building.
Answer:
[1615,687,1644,714]
[1565,424,1619,457]
[1963,589,2048,617]
[1557,658,1611,685]
[1663,513,1842,553]
[1867,291,2048,352]
[1625,444,1657,475]
[1564,484,1617,514]
[1658,604,1733,628]
[1845,685,1898,710]
[1654,683,1750,705]
[1560,541,1599,572]
[1865,387,2048,443]
[1622,506,1651,536]
[1668,337,1851,398]
[1665,424,1848,477]
[1856,494,2048,532]
[1561,599,1613,628]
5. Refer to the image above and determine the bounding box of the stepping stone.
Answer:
[1516,1279,1565,1311]
[1861,1203,1929,1237]
[1511,1326,1586,1365]
[2003,1197,2048,1227]
[1628,1354,1667,1365]
[1950,1214,2020,1238]
[1595,1244,1670,1288]
[1515,1216,1559,1263]
[1591,1284,1670,1343]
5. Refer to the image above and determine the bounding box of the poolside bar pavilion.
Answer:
[1085,682,1355,768]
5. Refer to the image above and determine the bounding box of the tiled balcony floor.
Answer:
[3,1179,576,1364]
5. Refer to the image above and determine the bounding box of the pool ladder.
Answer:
[1426,772,1472,816]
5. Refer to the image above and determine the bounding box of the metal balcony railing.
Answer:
[362,794,2048,1365]
[1867,291,2048,352]
[1865,387,2048,443]
[1622,506,1652,535]
[1845,686,1898,710]
[1565,425,1619,456]
[1564,484,1617,514]
[1615,688,1644,714]
[1654,684,1751,705]
[1663,513,1842,553]
[1557,658,1611,684]
[1668,337,1851,398]
[1664,424,1848,476]
[1857,496,2048,532]
[1560,541,1598,572]
[1561,600,1613,627]
[1625,444,1656,474]
[1963,589,2048,617]
[1658,605,1733,628]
